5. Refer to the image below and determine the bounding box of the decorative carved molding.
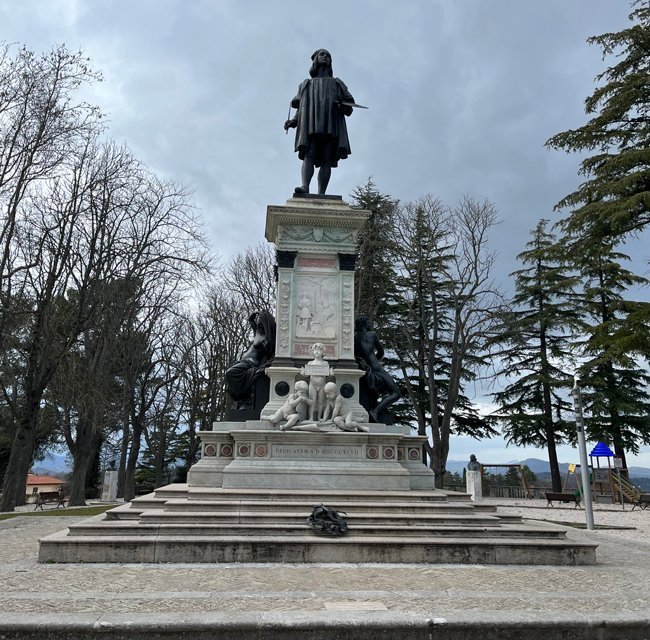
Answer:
[341,277,354,354]
[280,225,355,244]
[278,276,292,352]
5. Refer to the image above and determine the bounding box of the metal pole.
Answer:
[572,376,595,530]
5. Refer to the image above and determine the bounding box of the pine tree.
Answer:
[350,179,398,328]
[570,236,650,468]
[491,220,580,491]
[546,2,650,240]
[387,196,500,486]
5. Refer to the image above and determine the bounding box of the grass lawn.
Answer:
[0,505,114,522]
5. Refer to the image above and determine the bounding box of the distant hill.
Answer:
[446,457,650,479]
[32,451,70,477]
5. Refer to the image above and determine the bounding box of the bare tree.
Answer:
[0,149,103,510]
[0,44,103,510]
[114,184,211,501]
[224,242,276,315]
[0,43,102,343]
[174,245,275,480]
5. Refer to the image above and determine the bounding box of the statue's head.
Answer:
[310,342,326,358]
[355,315,370,332]
[469,454,477,462]
[295,380,309,396]
[324,381,338,399]
[310,49,333,78]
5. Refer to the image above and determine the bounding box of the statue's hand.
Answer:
[284,119,297,131]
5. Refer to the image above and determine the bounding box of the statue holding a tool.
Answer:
[284,49,366,195]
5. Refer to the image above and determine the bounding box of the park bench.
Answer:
[631,494,650,511]
[545,491,581,508]
[33,490,66,511]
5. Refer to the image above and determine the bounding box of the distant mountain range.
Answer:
[31,451,70,478]
[446,457,650,479]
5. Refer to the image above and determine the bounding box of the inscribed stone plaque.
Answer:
[303,362,331,376]
[271,443,363,459]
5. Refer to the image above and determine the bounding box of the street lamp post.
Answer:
[572,375,595,530]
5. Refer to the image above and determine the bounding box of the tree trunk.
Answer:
[67,418,93,506]
[69,449,90,507]
[154,430,166,488]
[85,430,103,492]
[117,411,130,499]
[124,418,144,501]
[539,322,562,492]
[0,391,40,511]
[545,426,562,492]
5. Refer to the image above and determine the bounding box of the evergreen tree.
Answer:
[387,196,500,486]
[570,236,650,468]
[504,465,537,487]
[491,220,579,491]
[546,2,650,240]
[350,179,398,328]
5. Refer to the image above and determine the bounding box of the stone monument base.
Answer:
[38,417,598,565]
[187,420,434,491]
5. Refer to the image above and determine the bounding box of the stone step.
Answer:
[104,504,142,520]
[37,479,596,566]
[106,499,521,523]
[183,486,470,503]
[137,508,503,527]
[67,519,566,539]
[149,483,189,498]
[105,495,524,525]
[38,529,597,565]
[160,498,483,515]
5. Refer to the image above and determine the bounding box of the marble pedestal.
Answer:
[466,470,482,501]
[100,470,118,502]
[188,195,436,492]
[188,420,434,491]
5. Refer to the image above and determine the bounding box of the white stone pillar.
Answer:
[100,469,118,502]
[466,469,482,501]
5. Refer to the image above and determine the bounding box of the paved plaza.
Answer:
[1,501,649,638]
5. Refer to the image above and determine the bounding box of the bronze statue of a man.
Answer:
[284,49,355,195]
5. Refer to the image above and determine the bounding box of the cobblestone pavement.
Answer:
[1,511,650,624]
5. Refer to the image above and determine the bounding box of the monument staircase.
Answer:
[39,195,597,566]
[39,483,596,565]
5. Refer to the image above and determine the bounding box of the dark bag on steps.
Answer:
[307,504,348,536]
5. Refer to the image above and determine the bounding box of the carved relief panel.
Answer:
[294,274,339,342]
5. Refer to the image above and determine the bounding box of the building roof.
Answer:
[26,474,63,485]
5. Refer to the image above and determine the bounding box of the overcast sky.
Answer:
[2,0,649,469]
